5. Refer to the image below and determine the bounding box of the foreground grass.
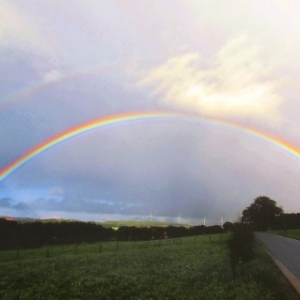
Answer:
[0,235,299,300]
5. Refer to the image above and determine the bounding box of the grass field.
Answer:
[0,234,299,300]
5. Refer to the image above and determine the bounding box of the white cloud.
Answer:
[43,70,62,83]
[139,36,282,121]
[49,187,65,197]
[0,1,60,67]
[0,2,39,50]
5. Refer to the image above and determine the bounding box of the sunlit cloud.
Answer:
[0,1,52,57]
[43,69,63,83]
[0,1,32,47]
[139,36,282,121]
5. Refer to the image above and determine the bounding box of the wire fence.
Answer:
[0,233,230,263]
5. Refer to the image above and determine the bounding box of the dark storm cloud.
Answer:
[13,196,120,214]
[1,120,251,219]
[13,201,30,210]
[4,111,300,220]
[0,197,13,208]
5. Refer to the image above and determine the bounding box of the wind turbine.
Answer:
[219,217,224,227]
[149,212,153,222]
[178,213,181,224]
[201,217,207,235]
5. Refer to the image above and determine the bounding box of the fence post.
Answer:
[99,242,102,253]
[17,247,20,260]
[46,247,50,258]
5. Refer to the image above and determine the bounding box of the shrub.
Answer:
[228,223,254,278]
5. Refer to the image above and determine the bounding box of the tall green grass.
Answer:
[0,235,216,263]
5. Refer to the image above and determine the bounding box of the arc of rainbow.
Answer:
[0,63,112,110]
[1,110,300,183]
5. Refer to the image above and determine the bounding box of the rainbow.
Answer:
[0,64,111,110]
[1,111,300,183]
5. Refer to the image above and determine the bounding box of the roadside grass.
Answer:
[271,228,300,241]
[233,240,300,300]
[0,234,299,300]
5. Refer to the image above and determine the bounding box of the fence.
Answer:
[0,233,230,263]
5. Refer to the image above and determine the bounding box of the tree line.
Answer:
[0,219,224,250]
[240,196,300,231]
[1,195,297,251]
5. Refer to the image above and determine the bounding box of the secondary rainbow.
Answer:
[1,111,300,183]
[0,64,110,110]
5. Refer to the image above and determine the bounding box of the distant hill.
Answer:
[0,216,191,228]
[0,216,77,223]
[98,220,191,229]
[0,216,39,223]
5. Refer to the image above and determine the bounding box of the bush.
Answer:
[228,223,254,278]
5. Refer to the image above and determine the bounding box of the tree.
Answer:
[242,196,283,230]
[223,221,234,232]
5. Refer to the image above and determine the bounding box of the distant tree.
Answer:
[189,225,205,236]
[242,196,283,230]
[223,221,234,232]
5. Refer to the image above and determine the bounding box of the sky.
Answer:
[1,0,300,225]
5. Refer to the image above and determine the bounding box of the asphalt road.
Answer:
[256,232,300,280]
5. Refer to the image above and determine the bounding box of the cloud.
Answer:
[0,197,13,208]
[11,196,120,215]
[13,201,30,210]
[0,121,258,220]
[139,36,282,121]
[43,70,62,83]
[0,1,30,47]
[2,98,300,221]
[0,1,49,56]
[49,187,65,197]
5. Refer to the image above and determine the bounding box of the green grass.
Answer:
[271,228,300,241]
[0,234,299,300]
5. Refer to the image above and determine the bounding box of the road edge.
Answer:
[256,237,300,295]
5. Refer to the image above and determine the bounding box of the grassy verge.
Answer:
[0,234,299,300]
[233,240,300,300]
[271,229,300,241]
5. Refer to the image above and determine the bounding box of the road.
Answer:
[256,232,300,291]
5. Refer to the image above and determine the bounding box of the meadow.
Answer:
[0,234,299,300]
